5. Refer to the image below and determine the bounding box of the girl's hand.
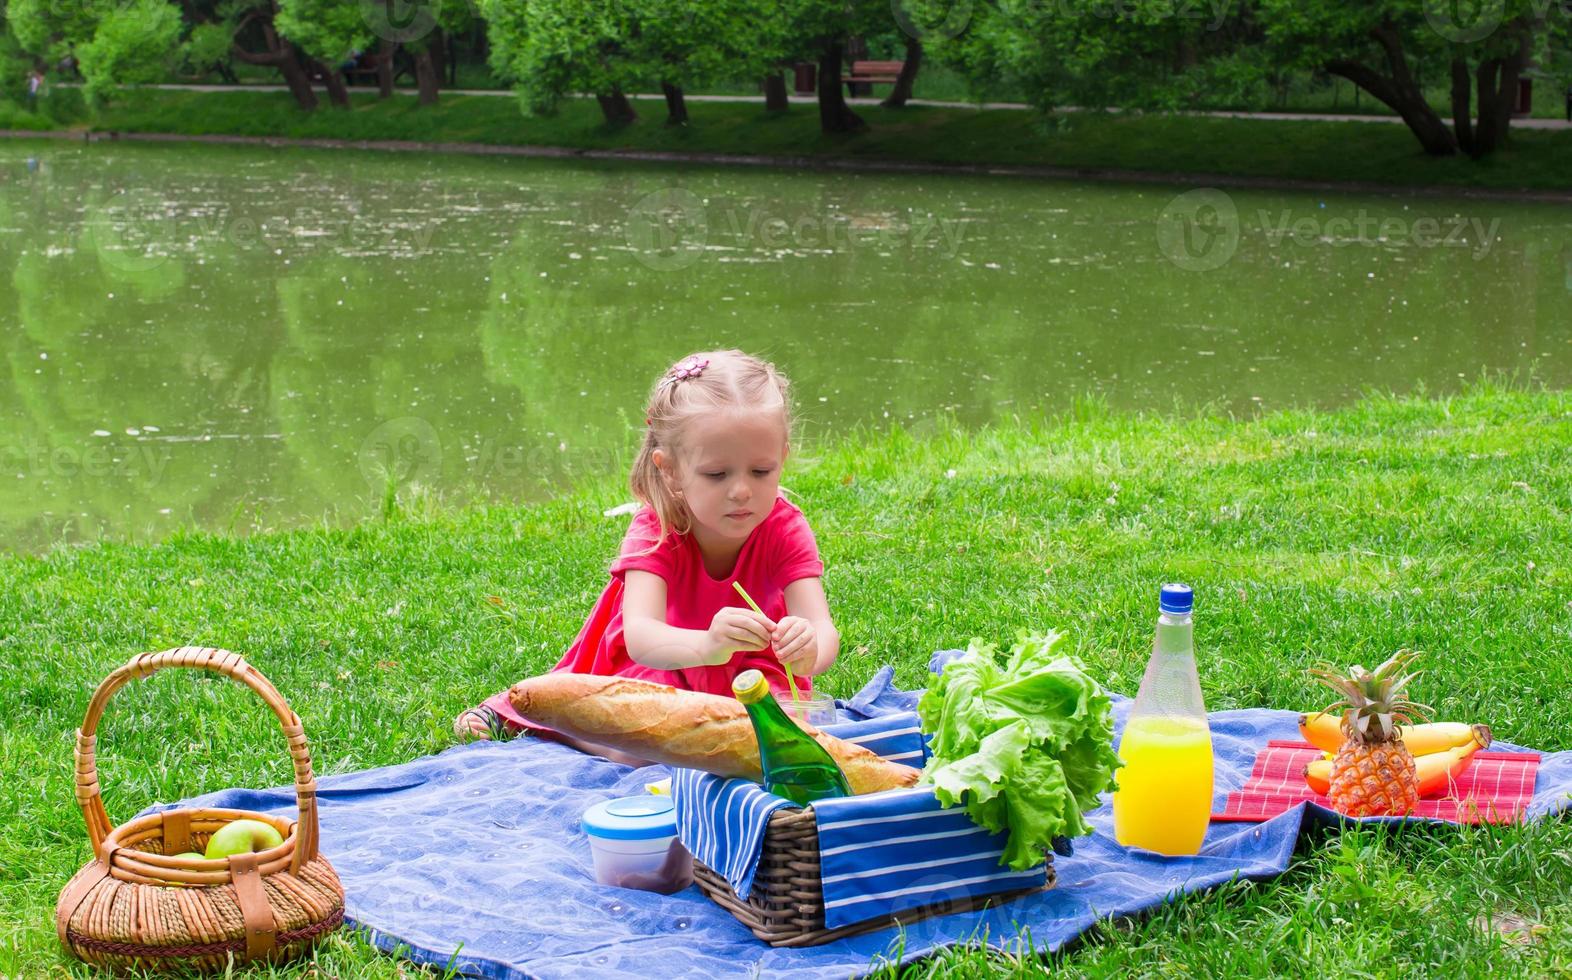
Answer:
[771,616,817,674]
[704,607,775,665]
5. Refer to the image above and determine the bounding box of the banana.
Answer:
[1302,732,1488,799]
[1298,713,1492,756]
[1415,734,1488,796]
[1403,722,1493,756]
[1298,712,1344,753]
[1304,759,1331,795]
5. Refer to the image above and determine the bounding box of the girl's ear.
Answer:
[652,448,680,494]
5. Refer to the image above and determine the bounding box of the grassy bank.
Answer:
[4,88,1571,193]
[3,385,1571,976]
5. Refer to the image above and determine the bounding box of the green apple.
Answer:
[169,851,205,860]
[203,819,284,860]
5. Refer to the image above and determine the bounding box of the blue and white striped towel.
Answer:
[670,712,926,898]
[673,710,1049,930]
[812,785,1049,929]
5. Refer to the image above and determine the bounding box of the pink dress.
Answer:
[481,494,825,733]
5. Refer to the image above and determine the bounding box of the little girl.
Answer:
[454,350,839,758]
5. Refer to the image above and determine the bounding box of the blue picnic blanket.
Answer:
[141,653,1572,979]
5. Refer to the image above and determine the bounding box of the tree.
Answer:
[403,0,473,106]
[1256,0,1551,157]
[881,37,921,108]
[6,0,100,75]
[7,0,182,103]
[220,0,323,109]
[634,0,737,125]
[1,13,36,98]
[481,0,639,124]
[274,0,370,107]
[923,0,1552,158]
[174,21,240,83]
[786,0,890,131]
[481,0,772,126]
[918,0,1261,114]
[76,0,182,101]
[353,0,472,105]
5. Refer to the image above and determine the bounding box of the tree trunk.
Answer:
[596,87,638,126]
[230,19,317,111]
[817,44,864,133]
[1326,23,1455,157]
[763,72,789,112]
[844,35,870,98]
[1493,30,1528,148]
[317,59,350,108]
[661,82,688,125]
[1473,57,1503,157]
[1468,19,1531,158]
[1450,57,1475,156]
[276,55,318,110]
[1329,56,1454,154]
[881,38,921,108]
[429,29,447,87]
[413,45,439,105]
[376,39,395,99]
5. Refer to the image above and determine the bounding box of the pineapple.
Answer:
[1309,649,1433,817]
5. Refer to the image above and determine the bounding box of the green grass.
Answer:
[3,383,1571,976]
[4,87,1570,193]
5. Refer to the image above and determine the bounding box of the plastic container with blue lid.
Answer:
[580,796,693,894]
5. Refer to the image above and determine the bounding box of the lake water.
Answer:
[2,140,1568,550]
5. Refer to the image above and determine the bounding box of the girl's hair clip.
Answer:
[666,356,709,384]
[649,356,709,424]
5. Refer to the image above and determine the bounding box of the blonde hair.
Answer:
[630,350,793,552]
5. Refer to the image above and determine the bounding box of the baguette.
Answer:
[506,673,920,796]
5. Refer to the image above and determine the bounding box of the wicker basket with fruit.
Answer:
[55,647,344,972]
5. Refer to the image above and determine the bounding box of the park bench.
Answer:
[341,50,413,87]
[845,60,905,90]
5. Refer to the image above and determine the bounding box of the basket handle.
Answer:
[73,646,321,876]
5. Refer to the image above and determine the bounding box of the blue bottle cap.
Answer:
[581,795,678,841]
[1159,583,1193,614]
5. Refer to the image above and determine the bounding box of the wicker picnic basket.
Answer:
[55,646,345,972]
[692,805,1054,947]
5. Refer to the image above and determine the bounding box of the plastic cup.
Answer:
[774,692,837,727]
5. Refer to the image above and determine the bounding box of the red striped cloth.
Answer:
[1215,740,1540,825]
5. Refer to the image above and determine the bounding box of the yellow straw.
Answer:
[732,580,802,707]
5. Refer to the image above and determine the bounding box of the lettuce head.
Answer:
[917,631,1120,870]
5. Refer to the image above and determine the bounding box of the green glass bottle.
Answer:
[731,669,851,806]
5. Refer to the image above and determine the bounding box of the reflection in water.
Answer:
[1,140,1567,550]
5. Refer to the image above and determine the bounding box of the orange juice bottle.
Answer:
[1113,583,1214,856]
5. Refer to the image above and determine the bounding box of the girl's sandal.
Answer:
[453,705,517,743]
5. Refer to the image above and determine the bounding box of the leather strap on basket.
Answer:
[71,647,322,870]
[161,809,193,856]
[228,851,278,959]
